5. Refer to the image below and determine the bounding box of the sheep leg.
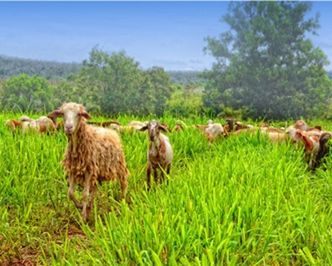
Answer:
[166,164,171,175]
[119,177,128,200]
[82,177,92,222]
[160,167,165,184]
[87,185,97,217]
[147,164,152,190]
[68,176,82,209]
[153,167,158,183]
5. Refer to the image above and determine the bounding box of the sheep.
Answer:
[195,120,225,143]
[263,131,289,143]
[223,118,255,136]
[314,132,332,170]
[127,120,148,131]
[223,118,235,134]
[140,120,173,190]
[87,120,121,132]
[204,120,225,143]
[119,120,148,133]
[5,119,22,131]
[48,102,129,221]
[293,130,321,170]
[258,126,289,143]
[5,115,56,133]
[234,121,253,131]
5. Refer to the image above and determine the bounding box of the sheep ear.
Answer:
[79,110,91,120]
[48,109,63,119]
[159,125,169,132]
[139,125,148,131]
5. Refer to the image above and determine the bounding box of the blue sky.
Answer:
[0,2,332,71]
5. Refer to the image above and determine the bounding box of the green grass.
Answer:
[1,114,332,265]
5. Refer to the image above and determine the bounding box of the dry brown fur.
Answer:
[63,120,129,189]
[50,102,129,221]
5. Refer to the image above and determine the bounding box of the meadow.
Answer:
[1,114,332,265]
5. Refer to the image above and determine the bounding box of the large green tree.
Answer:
[204,2,332,119]
[145,67,173,116]
[75,48,173,116]
[75,49,153,115]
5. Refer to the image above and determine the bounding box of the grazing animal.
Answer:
[128,121,148,130]
[5,119,22,131]
[224,118,255,136]
[314,132,332,169]
[5,115,56,133]
[87,120,121,132]
[223,118,235,134]
[140,120,173,189]
[294,130,321,170]
[293,119,309,131]
[48,102,129,221]
[119,120,148,133]
[204,120,225,143]
[263,131,289,143]
[234,121,253,131]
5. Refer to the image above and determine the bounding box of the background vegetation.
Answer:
[1,2,331,120]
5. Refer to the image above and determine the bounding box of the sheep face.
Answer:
[140,120,167,141]
[294,120,308,131]
[49,102,91,135]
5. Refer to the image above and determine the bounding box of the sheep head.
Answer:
[48,102,91,135]
[140,120,168,141]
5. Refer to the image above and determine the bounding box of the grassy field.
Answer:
[1,114,332,265]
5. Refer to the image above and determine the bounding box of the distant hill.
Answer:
[0,55,205,83]
[167,70,205,84]
[0,55,81,79]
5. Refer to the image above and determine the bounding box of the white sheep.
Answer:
[204,120,225,143]
[5,115,56,133]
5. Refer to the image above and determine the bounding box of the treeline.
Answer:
[1,2,332,120]
[0,55,81,79]
[0,49,204,117]
[0,55,202,84]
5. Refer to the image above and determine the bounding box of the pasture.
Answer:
[1,114,332,265]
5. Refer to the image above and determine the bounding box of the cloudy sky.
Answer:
[1,2,332,71]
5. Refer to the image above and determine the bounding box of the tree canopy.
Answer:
[204,1,332,119]
[0,74,53,112]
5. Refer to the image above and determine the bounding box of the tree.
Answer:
[166,84,204,117]
[145,67,173,116]
[204,2,332,119]
[0,74,53,112]
[77,48,155,115]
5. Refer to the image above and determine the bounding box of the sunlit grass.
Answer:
[1,113,332,265]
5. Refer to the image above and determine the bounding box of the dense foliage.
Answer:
[0,2,332,120]
[204,2,332,119]
[0,74,54,112]
[75,49,174,115]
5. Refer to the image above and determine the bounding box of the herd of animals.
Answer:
[4,102,332,221]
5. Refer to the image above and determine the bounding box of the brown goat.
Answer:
[140,121,173,190]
